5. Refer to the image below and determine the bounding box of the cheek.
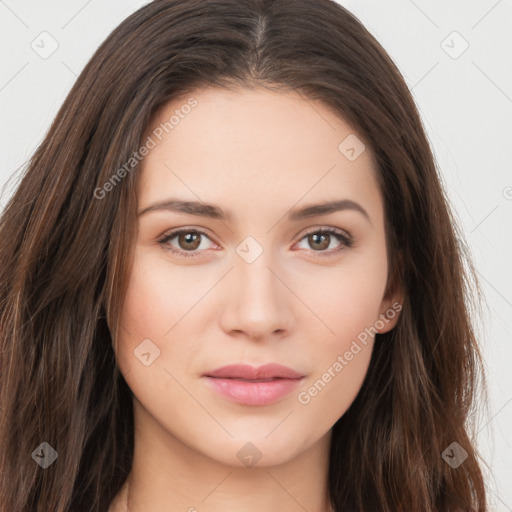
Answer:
[307,249,388,347]
[116,248,219,383]
[296,246,387,405]
[119,249,203,336]
[294,270,385,424]
[115,251,174,371]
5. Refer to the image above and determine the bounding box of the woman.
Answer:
[0,0,487,510]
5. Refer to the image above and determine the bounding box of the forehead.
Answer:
[138,86,382,226]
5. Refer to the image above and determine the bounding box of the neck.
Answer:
[121,400,333,512]
[126,477,335,512]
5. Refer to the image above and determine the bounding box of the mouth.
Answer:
[219,377,285,382]
[204,363,304,380]
[202,363,305,406]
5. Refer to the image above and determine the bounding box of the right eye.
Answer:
[157,228,217,258]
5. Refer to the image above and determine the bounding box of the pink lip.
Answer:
[203,364,305,406]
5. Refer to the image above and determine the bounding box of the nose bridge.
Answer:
[238,251,277,301]
[220,235,292,338]
[235,239,282,311]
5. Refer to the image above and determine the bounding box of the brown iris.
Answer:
[308,232,330,251]
[178,232,201,251]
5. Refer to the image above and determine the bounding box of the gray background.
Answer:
[0,0,511,509]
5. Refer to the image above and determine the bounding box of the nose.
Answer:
[218,248,294,341]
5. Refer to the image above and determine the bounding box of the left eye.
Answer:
[295,228,353,255]
[157,227,353,259]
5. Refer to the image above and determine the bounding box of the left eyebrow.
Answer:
[137,198,372,225]
[288,199,372,225]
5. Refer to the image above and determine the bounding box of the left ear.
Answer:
[376,294,403,333]
[375,256,404,334]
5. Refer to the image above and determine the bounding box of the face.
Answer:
[114,86,401,468]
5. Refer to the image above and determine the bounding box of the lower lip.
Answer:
[203,376,303,406]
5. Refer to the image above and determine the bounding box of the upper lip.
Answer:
[204,363,304,380]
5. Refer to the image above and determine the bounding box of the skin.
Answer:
[110,86,402,512]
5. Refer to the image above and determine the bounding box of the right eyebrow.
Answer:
[138,199,231,220]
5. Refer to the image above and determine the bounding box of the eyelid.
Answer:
[298,225,352,242]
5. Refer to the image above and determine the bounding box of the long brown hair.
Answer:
[0,0,487,510]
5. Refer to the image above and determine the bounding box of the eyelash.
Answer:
[157,227,354,259]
